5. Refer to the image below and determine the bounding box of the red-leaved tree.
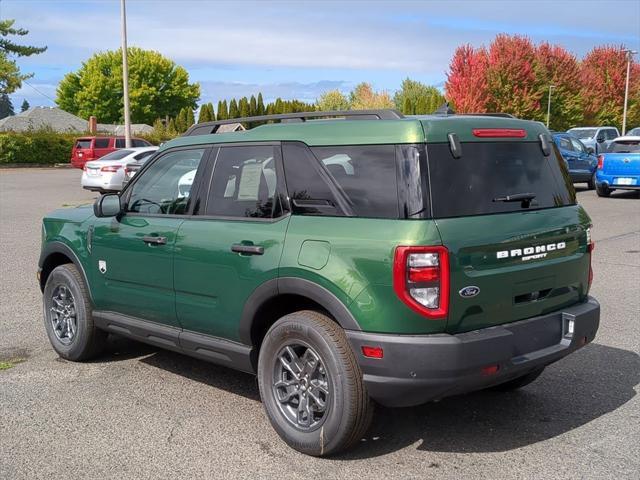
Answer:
[445,44,489,113]
[580,45,640,129]
[485,34,542,119]
[535,42,583,130]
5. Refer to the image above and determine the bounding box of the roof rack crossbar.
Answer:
[184,109,404,136]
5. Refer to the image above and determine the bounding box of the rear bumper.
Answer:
[347,297,600,407]
[596,173,640,190]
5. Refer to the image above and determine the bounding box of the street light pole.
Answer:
[546,85,555,129]
[120,0,132,148]
[622,49,637,136]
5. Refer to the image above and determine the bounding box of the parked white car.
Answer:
[81,147,158,193]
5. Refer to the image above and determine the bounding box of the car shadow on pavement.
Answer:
[341,343,639,459]
[95,338,638,459]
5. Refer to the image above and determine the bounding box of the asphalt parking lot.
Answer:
[1,168,638,480]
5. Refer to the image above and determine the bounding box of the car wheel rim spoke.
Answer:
[272,343,330,431]
[49,284,77,346]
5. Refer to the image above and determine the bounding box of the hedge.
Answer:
[0,131,79,165]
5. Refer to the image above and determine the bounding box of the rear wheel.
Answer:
[43,264,106,361]
[491,367,545,392]
[596,183,611,197]
[258,310,372,456]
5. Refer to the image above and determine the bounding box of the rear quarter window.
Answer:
[426,141,575,218]
[94,138,110,148]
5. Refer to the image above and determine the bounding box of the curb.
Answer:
[0,163,73,169]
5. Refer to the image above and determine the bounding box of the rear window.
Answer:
[75,139,92,149]
[98,149,134,161]
[608,140,640,153]
[133,139,150,147]
[310,145,399,219]
[426,142,575,218]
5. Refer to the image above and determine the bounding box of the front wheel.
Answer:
[258,311,372,456]
[587,173,596,190]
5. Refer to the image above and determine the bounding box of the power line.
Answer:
[21,80,56,104]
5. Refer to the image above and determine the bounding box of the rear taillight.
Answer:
[472,128,526,138]
[393,246,449,319]
[597,155,604,170]
[100,165,122,172]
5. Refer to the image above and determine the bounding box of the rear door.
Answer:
[173,144,290,341]
[426,140,591,334]
[93,137,112,159]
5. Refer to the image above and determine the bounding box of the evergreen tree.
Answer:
[197,104,210,123]
[257,93,265,116]
[208,102,216,121]
[166,117,177,136]
[229,99,238,119]
[239,97,250,118]
[403,97,413,115]
[1,19,47,95]
[0,93,14,118]
[175,107,188,132]
[219,100,228,120]
[249,95,257,117]
[186,107,195,128]
[20,98,29,112]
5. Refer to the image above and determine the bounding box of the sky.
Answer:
[3,0,640,112]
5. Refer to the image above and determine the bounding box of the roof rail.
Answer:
[458,113,516,118]
[183,109,405,136]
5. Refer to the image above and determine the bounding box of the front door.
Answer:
[90,147,209,327]
[174,144,290,341]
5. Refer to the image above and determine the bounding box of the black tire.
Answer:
[491,367,545,392]
[595,183,611,197]
[587,173,596,190]
[258,310,372,456]
[43,264,106,361]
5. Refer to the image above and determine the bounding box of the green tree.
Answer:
[317,89,349,111]
[218,100,228,120]
[56,47,200,124]
[394,78,445,114]
[185,107,195,129]
[175,107,187,132]
[349,82,394,110]
[20,98,29,112]
[239,97,250,118]
[0,19,47,95]
[229,99,238,118]
[0,93,14,118]
[257,93,265,116]
[249,95,257,116]
[166,117,177,136]
[197,103,210,123]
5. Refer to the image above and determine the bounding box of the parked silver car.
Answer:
[567,126,620,154]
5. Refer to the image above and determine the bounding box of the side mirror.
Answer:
[586,147,595,154]
[94,193,122,218]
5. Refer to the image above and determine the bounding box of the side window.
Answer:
[282,142,344,216]
[205,145,280,218]
[569,137,585,153]
[310,145,399,219]
[94,138,109,148]
[132,139,148,147]
[115,138,125,148]
[606,129,618,140]
[134,150,155,160]
[559,136,573,151]
[127,149,206,215]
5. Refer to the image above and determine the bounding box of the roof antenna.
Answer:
[434,102,456,115]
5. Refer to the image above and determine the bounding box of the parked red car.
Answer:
[70,136,152,169]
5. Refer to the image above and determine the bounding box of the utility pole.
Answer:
[546,85,555,129]
[622,49,637,136]
[120,0,132,147]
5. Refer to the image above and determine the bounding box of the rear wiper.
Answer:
[493,192,536,208]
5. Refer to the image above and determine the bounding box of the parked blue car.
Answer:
[552,132,598,189]
[595,136,640,197]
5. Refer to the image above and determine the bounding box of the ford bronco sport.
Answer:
[39,109,600,456]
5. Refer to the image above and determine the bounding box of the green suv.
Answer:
[39,109,600,456]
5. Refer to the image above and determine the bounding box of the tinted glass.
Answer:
[205,146,280,218]
[568,129,596,140]
[115,138,125,148]
[282,142,344,216]
[135,150,155,160]
[569,137,585,153]
[605,129,618,140]
[310,145,399,218]
[426,142,575,218]
[609,140,640,153]
[397,145,427,218]
[556,136,573,151]
[94,138,110,148]
[75,140,92,149]
[132,139,150,147]
[128,149,205,215]
[98,149,134,161]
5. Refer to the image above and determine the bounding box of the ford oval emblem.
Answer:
[459,286,480,298]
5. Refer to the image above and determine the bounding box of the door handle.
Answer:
[231,244,264,255]
[143,235,167,245]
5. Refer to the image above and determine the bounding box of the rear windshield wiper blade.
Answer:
[493,192,537,208]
